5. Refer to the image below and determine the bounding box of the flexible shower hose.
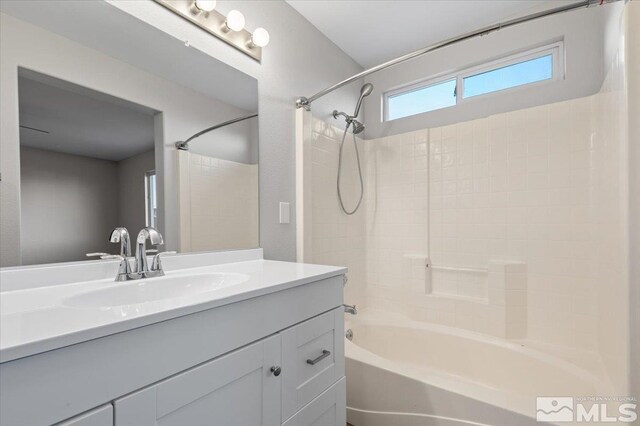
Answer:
[337,123,364,215]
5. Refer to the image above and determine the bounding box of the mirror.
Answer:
[177,115,259,252]
[0,1,259,267]
[18,70,158,265]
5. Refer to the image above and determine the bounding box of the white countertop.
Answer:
[0,254,346,363]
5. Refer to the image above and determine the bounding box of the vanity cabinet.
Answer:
[56,405,113,426]
[282,378,346,426]
[281,308,344,420]
[115,336,281,426]
[0,270,346,426]
[113,307,345,426]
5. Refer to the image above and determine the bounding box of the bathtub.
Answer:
[345,311,610,426]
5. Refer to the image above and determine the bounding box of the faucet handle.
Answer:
[86,252,111,258]
[99,254,125,260]
[109,227,131,257]
[151,251,177,272]
[98,254,133,276]
[136,227,164,246]
[134,227,164,274]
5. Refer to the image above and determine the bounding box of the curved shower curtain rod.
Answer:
[175,113,258,151]
[295,0,623,111]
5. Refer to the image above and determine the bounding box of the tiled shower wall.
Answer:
[425,97,600,349]
[178,151,259,252]
[306,118,367,306]
[366,84,626,354]
[303,53,628,391]
[592,22,629,393]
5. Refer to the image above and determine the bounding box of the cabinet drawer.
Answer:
[281,307,344,421]
[282,377,345,426]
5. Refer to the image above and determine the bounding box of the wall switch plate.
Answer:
[279,202,290,224]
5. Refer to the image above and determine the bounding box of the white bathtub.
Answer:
[345,311,610,426]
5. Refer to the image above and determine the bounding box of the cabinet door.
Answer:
[56,404,113,426]
[114,335,281,426]
[282,377,345,426]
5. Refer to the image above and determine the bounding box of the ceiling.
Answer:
[287,0,568,68]
[0,0,258,112]
[19,71,156,162]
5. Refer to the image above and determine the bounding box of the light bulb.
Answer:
[225,10,245,32]
[194,0,216,12]
[251,27,270,48]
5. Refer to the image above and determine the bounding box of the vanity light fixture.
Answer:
[249,27,270,48]
[193,0,216,13]
[154,0,268,62]
[223,10,245,32]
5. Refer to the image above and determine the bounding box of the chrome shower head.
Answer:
[360,82,374,97]
[351,119,365,134]
[352,83,373,118]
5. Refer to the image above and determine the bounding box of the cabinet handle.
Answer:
[270,366,282,376]
[306,350,331,365]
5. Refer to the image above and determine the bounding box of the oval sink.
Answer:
[63,273,250,309]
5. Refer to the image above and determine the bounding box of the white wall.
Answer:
[0,13,250,265]
[593,39,629,395]
[361,5,620,139]
[188,117,258,165]
[117,150,155,235]
[627,0,640,402]
[107,0,363,262]
[20,147,118,265]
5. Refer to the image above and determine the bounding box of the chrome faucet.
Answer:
[134,227,164,275]
[87,226,175,281]
[85,227,133,281]
[109,227,131,257]
[343,304,357,315]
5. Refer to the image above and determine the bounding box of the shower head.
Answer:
[352,83,373,118]
[351,119,365,134]
[360,82,374,97]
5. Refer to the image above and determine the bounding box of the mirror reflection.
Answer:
[176,114,259,252]
[0,2,259,268]
[18,70,158,265]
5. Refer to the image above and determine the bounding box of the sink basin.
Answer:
[63,273,250,308]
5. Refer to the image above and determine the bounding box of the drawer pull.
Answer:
[306,350,331,365]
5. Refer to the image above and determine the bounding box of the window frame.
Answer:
[383,41,564,122]
[144,169,157,228]
[384,75,458,121]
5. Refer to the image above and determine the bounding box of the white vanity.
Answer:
[0,249,347,426]
[0,3,349,425]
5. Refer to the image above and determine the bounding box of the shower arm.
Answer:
[175,113,258,151]
[295,0,623,111]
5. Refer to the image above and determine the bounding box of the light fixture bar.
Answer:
[154,0,262,62]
